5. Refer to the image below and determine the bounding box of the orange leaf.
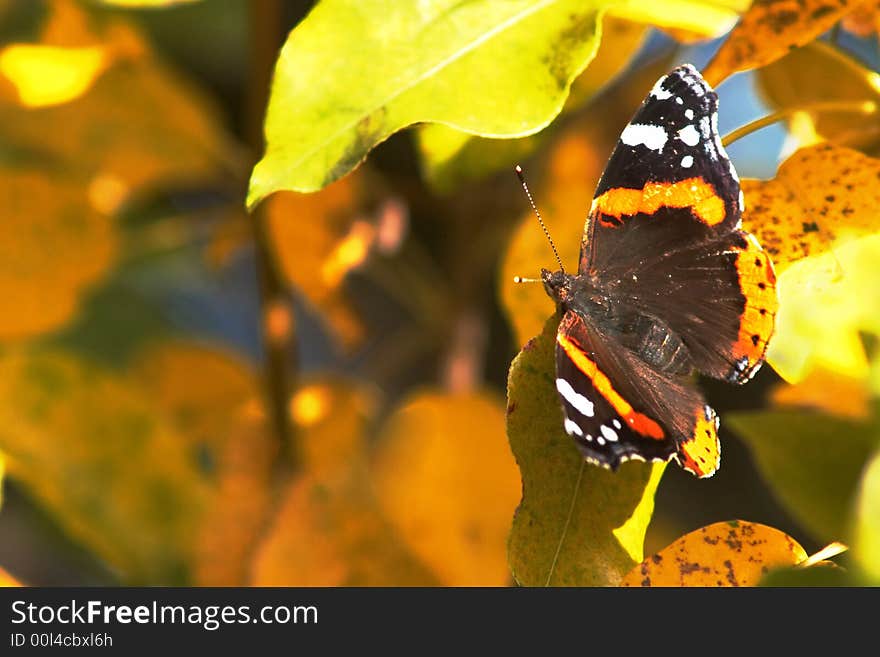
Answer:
[266,173,383,347]
[372,390,520,586]
[621,520,807,586]
[741,143,880,274]
[703,0,856,86]
[252,379,436,586]
[0,171,116,340]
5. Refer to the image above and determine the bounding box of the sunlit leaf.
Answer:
[0,45,108,107]
[609,0,747,38]
[248,0,610,203]
[621,520,806,586]
[702,0,854,86]
[416,16,648,193]
[741,144,880,275]
[727,410,880,543]
[372,390,520,586]
[507,317,665,586]
[0,171,116,340]
[852,448,880,583]
[252,379,437,586]
[0,0,124,108]
[766,234,880,384]
[755,41,880,154]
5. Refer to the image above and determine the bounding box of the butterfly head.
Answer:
[541,267,572,304]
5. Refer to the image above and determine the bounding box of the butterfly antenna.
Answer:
[515,165,564,274]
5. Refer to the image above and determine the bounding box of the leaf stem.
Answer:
[545,460,585,586]
[247,0,299,471]
[722,100,878,147]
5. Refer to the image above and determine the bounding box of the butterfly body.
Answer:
[542,64,778,478]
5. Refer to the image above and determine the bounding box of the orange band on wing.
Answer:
[557,333,665,440]
[731,233,778,370]
[592,178,726,226]
[677,406,720,478]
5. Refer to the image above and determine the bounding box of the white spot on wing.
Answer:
[681,155,694,168]
[675,96,683,105]
[685,108,694,120]
[600,425,619,442]
[564,418,583,437]
[556,378,594,418]
[677,124,700,147]
[613,419,622,430]
[621,123,668,152]
[650,75,672,100]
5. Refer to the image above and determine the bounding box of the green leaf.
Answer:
[726,410,880,544]
[507,316,665,586]
[416,16,648,193]
[852,448,880,584]
[759,562,854,587]
[247,0,607,204]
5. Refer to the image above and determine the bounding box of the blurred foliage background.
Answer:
[0,0,878,586]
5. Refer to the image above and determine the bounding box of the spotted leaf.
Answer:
[621,520,807,586]
[702,0,856,86]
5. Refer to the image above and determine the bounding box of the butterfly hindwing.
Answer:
[554,311,720,476]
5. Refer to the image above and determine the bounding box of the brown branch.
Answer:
[246,0,299,472]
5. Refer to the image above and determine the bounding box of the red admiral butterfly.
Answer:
[520,64,778,478]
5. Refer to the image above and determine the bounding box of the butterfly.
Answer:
[528,64,778,478]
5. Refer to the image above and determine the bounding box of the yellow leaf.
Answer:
[741,143,880,274]
[702,0,856,86]
[0,45,108,107]
[767,234,880,383]
[252,379,436,586]
[372,390,520,586]
[755,41,880,154]
[0,171,116,340]
[621,520,807,586]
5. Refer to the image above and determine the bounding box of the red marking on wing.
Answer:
[556,332,665,440]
